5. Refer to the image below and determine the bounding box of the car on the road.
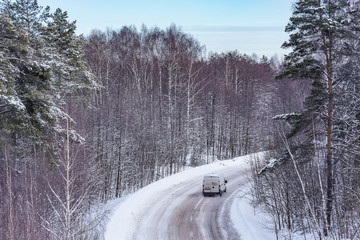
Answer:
[202,174,227,197]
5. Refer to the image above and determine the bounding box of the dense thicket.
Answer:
[254,0,360,239]
[82,26,291,201]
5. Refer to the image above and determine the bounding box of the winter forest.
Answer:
[0,0,360,239]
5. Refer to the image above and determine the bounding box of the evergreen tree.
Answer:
[45,8,94,94]
[0,6,23,132]
[1,0,95,150]
[1,1,97,238]
[278,0,360,235]
[1,0,53,146]
[8,0,49,45]
[42,7,96,142]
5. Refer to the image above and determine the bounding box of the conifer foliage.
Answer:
[1,0,93,146]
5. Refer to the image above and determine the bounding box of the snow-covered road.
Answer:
[132,167,246,240]
[105,153,275,240]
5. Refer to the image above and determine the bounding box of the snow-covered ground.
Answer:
[104,153,311,240]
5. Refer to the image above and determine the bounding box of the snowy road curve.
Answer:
[133,168,247,240]
[105,154,261,240]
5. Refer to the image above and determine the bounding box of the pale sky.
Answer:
[37,0,294,57]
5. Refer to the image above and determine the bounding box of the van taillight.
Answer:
[219,185,221,190]
[203,185,204,191]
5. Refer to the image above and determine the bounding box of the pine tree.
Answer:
[0,8,24,131]
[1,0,95,149]
[8,0,49,45]
[45,8,94,94]
[42,7,96,142]
[278,0,360,236]
[1,1,98,238]
[1,0,53,148]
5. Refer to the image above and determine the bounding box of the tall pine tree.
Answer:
[278,0,360,236]
[1,1,97,238]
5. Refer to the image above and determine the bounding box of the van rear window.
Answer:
[204,176,218,180]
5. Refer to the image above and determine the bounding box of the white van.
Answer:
[202,174,227,197]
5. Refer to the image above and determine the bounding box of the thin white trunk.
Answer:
[5,146,15,240]
[312,114,329,235]
[65,105,72,240]
[186,59,193,142]
[279,130,324,240]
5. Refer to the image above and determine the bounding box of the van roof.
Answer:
[204,174,223,177]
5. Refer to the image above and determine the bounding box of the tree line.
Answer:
[82,25,293,203]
